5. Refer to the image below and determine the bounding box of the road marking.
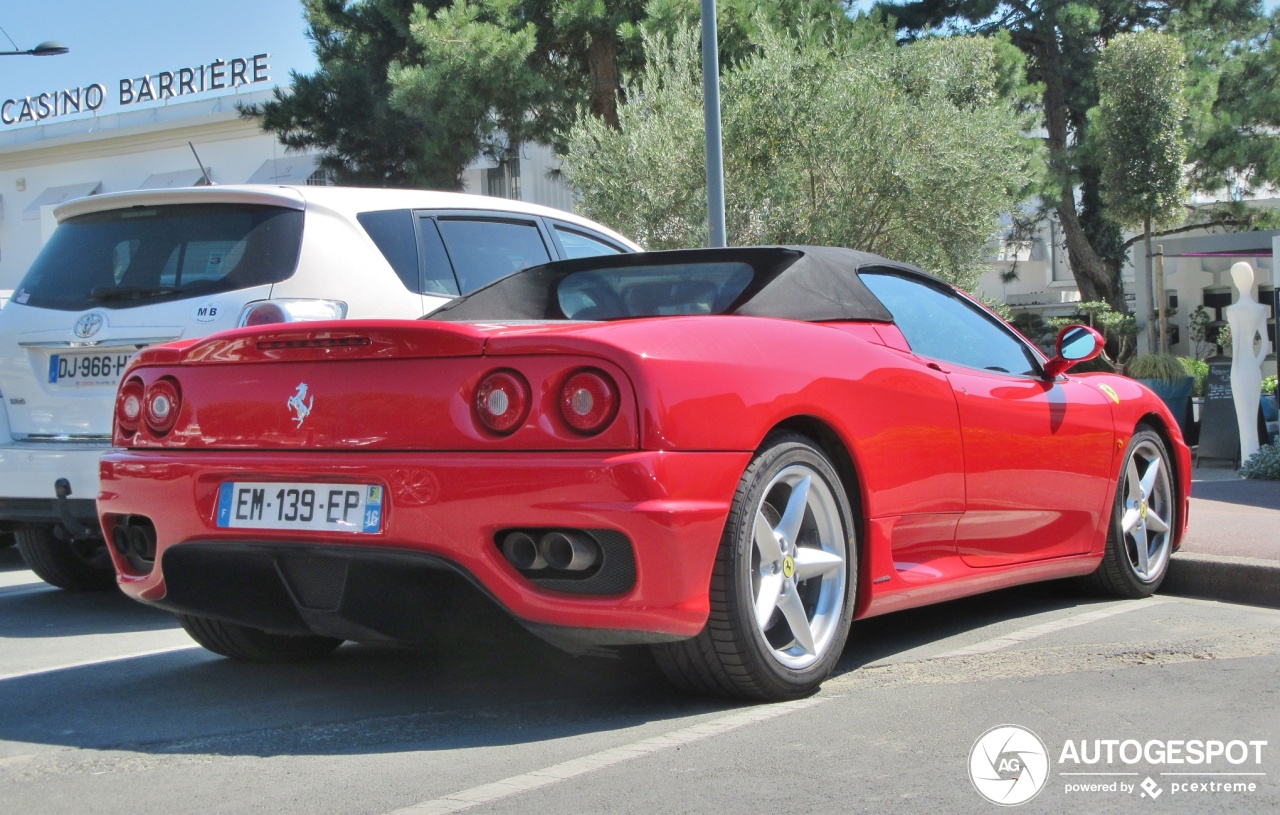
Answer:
[0,583,52,598]
[0,644,202,683]
[935,599,1163,659]
[387,697,830,815]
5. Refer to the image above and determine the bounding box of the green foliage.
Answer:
[1188,305,1216,360]
[248,0,654,188]
[562,25,1039,287]
[640,0,868,68]
[387,1,546,186]
[884,0,1275,314]
[1051,300,1139,365]
[1215,322,1234,355]
[1125,353,1190,384]
[1240,442,1280,480]
[1264,375,1278,396]
[1180,356,1209,397]
[1008,311,1054,353]
[244,0,434,186]
[1096,31,1189,230]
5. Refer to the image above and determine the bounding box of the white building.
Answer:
[977,215,1277,377]
[0,86,575,291]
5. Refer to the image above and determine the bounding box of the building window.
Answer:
[483,160,522,200]
[305,167,335,186]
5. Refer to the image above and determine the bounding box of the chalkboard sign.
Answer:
[1196,358,1239,466]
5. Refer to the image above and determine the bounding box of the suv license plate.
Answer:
[216,482,385,534]
[49,352,133,388]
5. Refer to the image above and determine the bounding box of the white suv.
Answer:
[0,185,637,589]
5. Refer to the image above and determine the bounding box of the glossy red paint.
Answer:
[100,448,749,637]
[101,313,1191,642]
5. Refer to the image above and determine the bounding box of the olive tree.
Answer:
[561,25,1039,288]
[1097,31,1189,353]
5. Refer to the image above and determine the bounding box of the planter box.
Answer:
[1136,376,1195,440]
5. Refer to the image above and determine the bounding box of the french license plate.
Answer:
[48,352,133,388]
[216,482,384,533]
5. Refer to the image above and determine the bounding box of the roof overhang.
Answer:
[23,181,101,220]
[138,168,210,189]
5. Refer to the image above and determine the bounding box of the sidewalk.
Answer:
[1161,465,1280,608]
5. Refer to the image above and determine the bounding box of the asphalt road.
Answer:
[1,544,1277,814]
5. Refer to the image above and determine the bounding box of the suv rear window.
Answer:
[14,204,304,311]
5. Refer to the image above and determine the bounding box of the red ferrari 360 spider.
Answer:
[99,247,1190,700]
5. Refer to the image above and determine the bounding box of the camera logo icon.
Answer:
[969,724,1050,806]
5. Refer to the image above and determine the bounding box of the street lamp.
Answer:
[701,0,726,248]
[0,41,69,57]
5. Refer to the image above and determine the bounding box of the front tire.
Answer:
[16,525,116,591]
[1084,425,1176,598]
[179,614,343,662]
[652,432,856,700]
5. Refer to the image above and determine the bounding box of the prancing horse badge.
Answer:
[287,383,314,428]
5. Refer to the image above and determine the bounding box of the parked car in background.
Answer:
[0,185,637,590]
[98,246,1190,700]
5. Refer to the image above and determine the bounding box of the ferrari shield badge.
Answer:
[287,383,314,428]
[1099,384,1120,404]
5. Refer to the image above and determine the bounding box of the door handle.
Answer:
[926,361,950,374]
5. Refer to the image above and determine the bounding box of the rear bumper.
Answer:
[0,440,105,526]
[99,449,749,643]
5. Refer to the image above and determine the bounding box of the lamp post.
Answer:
[701,0,726,248]
[0,41,69,57]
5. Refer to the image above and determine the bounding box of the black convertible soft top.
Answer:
[430,246,937,323]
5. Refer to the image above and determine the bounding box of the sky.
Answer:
[2,1,1277,124]
[0,1,318,116]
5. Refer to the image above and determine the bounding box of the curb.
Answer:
[1160,553,1280,609]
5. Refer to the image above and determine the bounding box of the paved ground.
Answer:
[1162,467,1280,608]
[1179,467,1279,561]
[1,541,1278,814]
[0,467,1275,814]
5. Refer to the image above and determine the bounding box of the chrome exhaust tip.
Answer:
[502,531,546,570]
[539,531,599,571]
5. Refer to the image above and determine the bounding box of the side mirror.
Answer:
[1043,324,1104,379]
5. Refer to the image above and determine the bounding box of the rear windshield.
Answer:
[558,262,753,320]
[14,204,304,311]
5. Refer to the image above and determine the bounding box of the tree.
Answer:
[562,24,1039,289]
[244,0,437,187]
[1096,31,1188,353]
[248,1,651,189]
[882,0,1268,313]
[250,1,869,188]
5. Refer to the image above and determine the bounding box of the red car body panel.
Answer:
[100,313,1192,643]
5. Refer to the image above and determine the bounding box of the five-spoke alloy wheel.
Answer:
[1086,425,1176,597]
[653,432,856,700]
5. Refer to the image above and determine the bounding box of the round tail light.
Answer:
[144,378,182,435]
[116,378,145,435]
[474,370,531,435]
[560,369,619,435]
[240,302,288,327]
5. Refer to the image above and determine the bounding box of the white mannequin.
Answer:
[1226,262,1271,462]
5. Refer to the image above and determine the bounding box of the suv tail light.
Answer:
[238,299,347,327]
[143,378,181,436]
[560,369,619,435]
[474,370,531,435]
[116,378,145,435]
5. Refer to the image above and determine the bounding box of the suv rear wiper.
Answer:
[90,285,183,301]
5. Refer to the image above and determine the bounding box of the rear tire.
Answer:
[652,432,856,700]
[178,614,343,662]
[16,526,116,591]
